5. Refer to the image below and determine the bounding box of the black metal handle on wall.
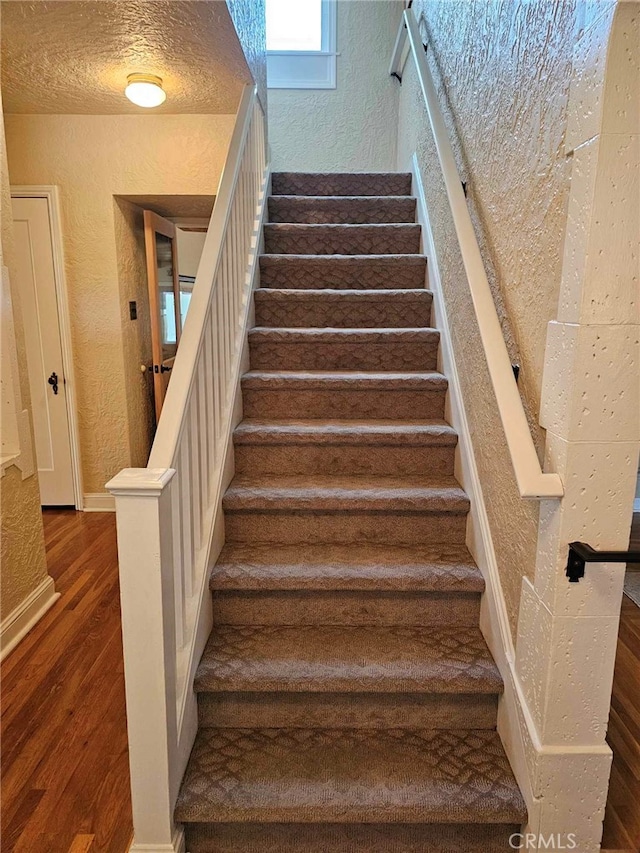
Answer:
[566,541,640,583]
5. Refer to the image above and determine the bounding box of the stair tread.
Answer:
[234,418,457,446]
[271,172,413,197]
[183,823,523,852]
[264,225,421,256]
[242,370,447,388]
[260,253,427,262]
[269,194,415,202]
[249,327,438,340]
[223,475,469,513]
[254,287,433,299]
[195,625,501,694]
[265,223,421,231]
[211,542,482,592]
[175,727,527,824]
[259,255,428,290]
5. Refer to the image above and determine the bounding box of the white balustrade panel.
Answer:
[107,85,268,852]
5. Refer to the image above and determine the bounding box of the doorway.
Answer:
[10,187,82,508]
[142,208,207,421]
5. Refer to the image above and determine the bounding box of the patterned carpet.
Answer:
[176,172,526,851]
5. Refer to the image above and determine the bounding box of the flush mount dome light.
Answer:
[125,73,166,108]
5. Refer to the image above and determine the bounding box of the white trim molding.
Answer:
[83,492,116,512]
[129,826,185,853]
[0,576,60,661]
[10,185,84,510]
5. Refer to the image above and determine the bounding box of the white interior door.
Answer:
[11,196,75,505]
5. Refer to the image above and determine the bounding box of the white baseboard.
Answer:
[83,492,116,512]
[0,575,60,660]
[129,827,185,853]
[410,151,535,808]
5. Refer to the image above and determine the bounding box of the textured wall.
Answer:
[397,0,580,636]
[5,113,236,494]
[268,0,402,172]
[0,97,49,621]
[226,0,267,112]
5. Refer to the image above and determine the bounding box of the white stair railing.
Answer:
[391,9,563,500]
[106,85,268,853]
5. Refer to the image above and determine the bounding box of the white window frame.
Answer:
[266,0,337,90]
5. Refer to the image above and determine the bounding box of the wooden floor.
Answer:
[1,510,132,853]
[602,513,640,853]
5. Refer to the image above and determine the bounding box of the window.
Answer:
[266,0,337,89]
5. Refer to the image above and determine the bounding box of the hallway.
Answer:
[1,510,132,853]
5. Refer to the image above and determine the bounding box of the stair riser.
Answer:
[260,258,427,290]
[264,225,421,256]
[212,590,480,627]
[234,444,455,477]
[254,295,433,328]
[242,388,446,420]
[268,197,416,224]
[249,339,439,372]
[272,172,413,196]
[185,822,521,852]
[224,510,467,546]
[198,692,498,730]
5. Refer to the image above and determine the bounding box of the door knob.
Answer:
[47,372,59,395]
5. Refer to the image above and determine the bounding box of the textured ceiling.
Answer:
[1,1,250,114]
[118,194,215,217]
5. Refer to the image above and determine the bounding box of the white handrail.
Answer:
[391,9,563,500]
[149,84,256,469]
[106,85,268,851]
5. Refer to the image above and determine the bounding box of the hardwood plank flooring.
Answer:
[1,510,132,853]
[601,513,640,852]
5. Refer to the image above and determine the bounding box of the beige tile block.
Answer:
[534,432,638,616]
[540,321,639,442]
[559,133,639,324]
[540,613,620,744]
[516,579,620,746]
[535,750,612,852]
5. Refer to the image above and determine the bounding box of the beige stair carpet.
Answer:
[176,171,526,851]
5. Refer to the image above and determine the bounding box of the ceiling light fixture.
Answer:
[125,73,166,108]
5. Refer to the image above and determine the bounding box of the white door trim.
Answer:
[10,185,84,510]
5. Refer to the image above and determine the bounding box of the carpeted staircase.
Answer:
[175,172,526,852]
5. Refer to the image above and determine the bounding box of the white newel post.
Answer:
[106,468,185,853]
[512,4,640,850]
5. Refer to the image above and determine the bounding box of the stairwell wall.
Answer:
[396,0,593,638]
[4,113,236,500]
[268,0,402,172]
